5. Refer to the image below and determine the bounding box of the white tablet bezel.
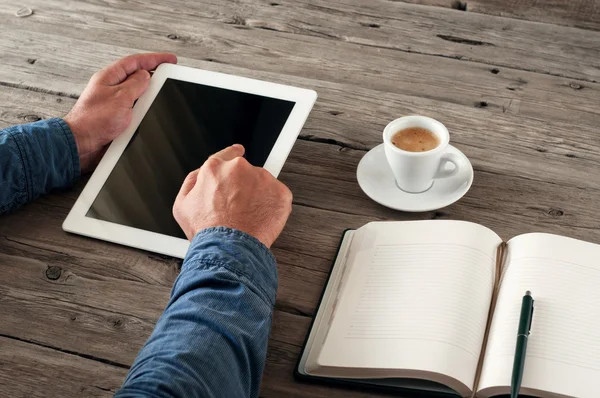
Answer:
[63,64,317,258]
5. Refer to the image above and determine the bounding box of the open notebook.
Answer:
[296,221,600,398]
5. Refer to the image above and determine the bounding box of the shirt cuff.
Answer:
[54,118,81,182]
[182,227,278,306]
[7,117,81,202]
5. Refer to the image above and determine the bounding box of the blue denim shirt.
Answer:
[0,119,277,397]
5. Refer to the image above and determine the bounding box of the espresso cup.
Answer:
[383,116,462,193]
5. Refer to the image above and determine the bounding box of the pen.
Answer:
[511,290,534,398]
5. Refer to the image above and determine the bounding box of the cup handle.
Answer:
[434,152,461,179]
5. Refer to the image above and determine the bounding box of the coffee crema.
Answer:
[391,127,439,152]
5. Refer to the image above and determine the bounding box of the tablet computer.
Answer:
[63,64,317,258]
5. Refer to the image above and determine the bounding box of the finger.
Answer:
[210,144,245,161]
[177,169,200,199]
[118,69,151,102]
[94,53,178,86]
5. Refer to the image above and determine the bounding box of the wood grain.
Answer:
[401,0,600,31]
[3,0,598,83]
[0,31,599,193]
[0,336,127,398]
[2,83,597,246]
[2,84,599,341]
[0,1,599,396]
[0,197,371,398]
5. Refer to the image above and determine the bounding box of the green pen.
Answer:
[511,291,534,398]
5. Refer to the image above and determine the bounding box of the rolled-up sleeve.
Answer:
[0,118,80,214]
[116,227,278,398]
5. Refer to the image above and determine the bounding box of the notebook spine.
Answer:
[471,240,508,396]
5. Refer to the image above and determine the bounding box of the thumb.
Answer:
[210,144,245,161]
[176,169,200,202]
[118,69,151,102]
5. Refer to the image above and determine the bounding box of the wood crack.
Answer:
[277,259,329,275]
[294,200,382,220]
[0,81,79,99]
[0,333,130,369]
[283,168,356,184]
[343,40,599,84]
[297,134,368,151]
[274,302,312,318]
[233,0,600,84]
[92,385,112,392]
[273,247,331,263]
[4,236,72,257]
[476,167,597,192]
[436,34,495,46]
[3,236,162,285]
[44,294,157,325]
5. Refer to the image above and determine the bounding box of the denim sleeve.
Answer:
[0,118,80,214]
[116,227,278,398]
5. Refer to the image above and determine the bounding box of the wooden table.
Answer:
[1,1,599,396]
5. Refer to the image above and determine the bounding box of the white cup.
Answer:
[383,116,462,193]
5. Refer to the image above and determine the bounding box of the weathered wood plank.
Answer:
[0,232,385,398]
[3,0,598,83]
[2,78,599,244]
[1,6,599,134]
[0,251,169,365]
[0,336,127,398]
[0,204,371,396]
[401,0,600,32]
[0,82,348,395]
[2,56,599,196]
[281,140,600,243]
[2,85,599,324]
[0,190,359,312]
[1,1,600,118]
[1,82,599,244]
[2,36,600,198]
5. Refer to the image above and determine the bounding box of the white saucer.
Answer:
[357,144,473,212]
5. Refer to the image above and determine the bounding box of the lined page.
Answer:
[478,233,600,398]
[317,221,502,392]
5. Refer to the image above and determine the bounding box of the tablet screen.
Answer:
[86,78,295,239]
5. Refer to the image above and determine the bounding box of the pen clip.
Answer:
[528,300,534,335]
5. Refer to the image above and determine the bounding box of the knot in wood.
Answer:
[360,22,380,28]
[15,7,33,17]
[451,0,467,11]
[167,34,179,40]
[548,208,564,217]
[431,211,449,219]
[569,82,583,90]
[45,265,62,280]
[231,16,246,26]
[22,114,42,123]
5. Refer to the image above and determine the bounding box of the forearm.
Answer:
[0,118,80,213]
[116,227,278,398]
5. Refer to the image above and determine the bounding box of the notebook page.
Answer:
[478,233,600,398]
[317,221,502,392]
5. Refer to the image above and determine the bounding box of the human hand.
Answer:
[173,145,293,248]
[64,53,177,174]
